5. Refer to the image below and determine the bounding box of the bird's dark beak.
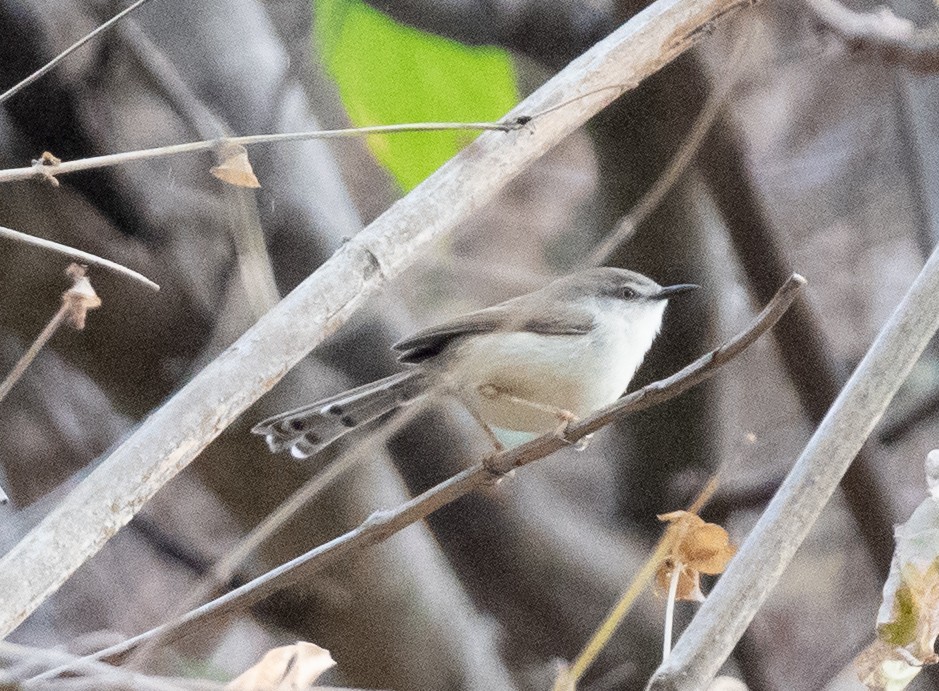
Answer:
[655,284,699,300]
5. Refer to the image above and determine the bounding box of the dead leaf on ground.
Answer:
[226,641,335,691]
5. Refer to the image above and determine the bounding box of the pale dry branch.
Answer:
[0,0,157,104]
[647,243,939,690]
[0,0,756,639]
[0,225,159,291]
[0,122,520,185]
[804,0,939,71]
[37,274,803,676]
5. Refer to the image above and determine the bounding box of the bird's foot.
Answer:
[552,409,578,440]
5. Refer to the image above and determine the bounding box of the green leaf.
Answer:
[314,0,518,190]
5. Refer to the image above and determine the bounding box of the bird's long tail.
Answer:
[252,370,432,458]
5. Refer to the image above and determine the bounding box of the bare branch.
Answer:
[0,122,520,185]
[0,0,755,639]
[0,225,160,291]
[0,0,157,104]
[647,243,939,690]
[34,274,803,677]
[804,0,939,72]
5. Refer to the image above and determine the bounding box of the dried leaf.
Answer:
[211,143,261,188]
[656,511,737,602]
[854,639,921,691]
[62,264,101,330]
[656,562,705,602]
[226,641,335,691]
[36,151,61,166]
[865,450,939,689]
[31,150,62,187]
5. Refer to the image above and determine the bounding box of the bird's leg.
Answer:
[476,384,580,442]
[463,402,505,453]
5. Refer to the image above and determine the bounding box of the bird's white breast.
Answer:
[441,299,667,434]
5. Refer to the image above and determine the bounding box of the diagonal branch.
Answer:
[33,274,804,678]
[0,0,755,639]
[0,0,157,104]
[647,240,939,690]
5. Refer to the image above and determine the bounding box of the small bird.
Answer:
[253,268,697,458]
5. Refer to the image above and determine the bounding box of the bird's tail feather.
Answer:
[252,370,431,458]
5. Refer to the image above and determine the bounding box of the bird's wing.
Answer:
[393,295,595,364]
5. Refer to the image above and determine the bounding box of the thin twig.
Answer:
[566,474,722,685]
[647,241,939,690]
[0,122,520,185]
[0,264,103,404]
[35,274,803,678]
[0,304,68,407]
[0,225,160,291]
[562,537,676,689]
[0,0,157,104]
[0,0,756,641]
[662,563,682,662]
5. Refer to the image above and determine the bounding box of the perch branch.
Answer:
[0,0,157,104]
[0,225,159,291]
[0,0,755,639]
[35,274,803,677]
[647,241,939,690]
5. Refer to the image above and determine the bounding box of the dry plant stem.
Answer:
[566,476,720,685]
[561,537,676,689]
[33,275,803,677]
[0,0,756,639]
[663,564,682,662]
[0,304,68,406]
[0,123,517,185]
[0,0,157,104]
[0,225,159,291]
[647,247,939,690]
[803,0,939,71]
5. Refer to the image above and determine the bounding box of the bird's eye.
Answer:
[621,286,639,300]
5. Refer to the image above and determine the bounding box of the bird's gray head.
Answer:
[546,267,699,342]
[547,267,698,306]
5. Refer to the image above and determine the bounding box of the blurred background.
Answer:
[0,0,938,689]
